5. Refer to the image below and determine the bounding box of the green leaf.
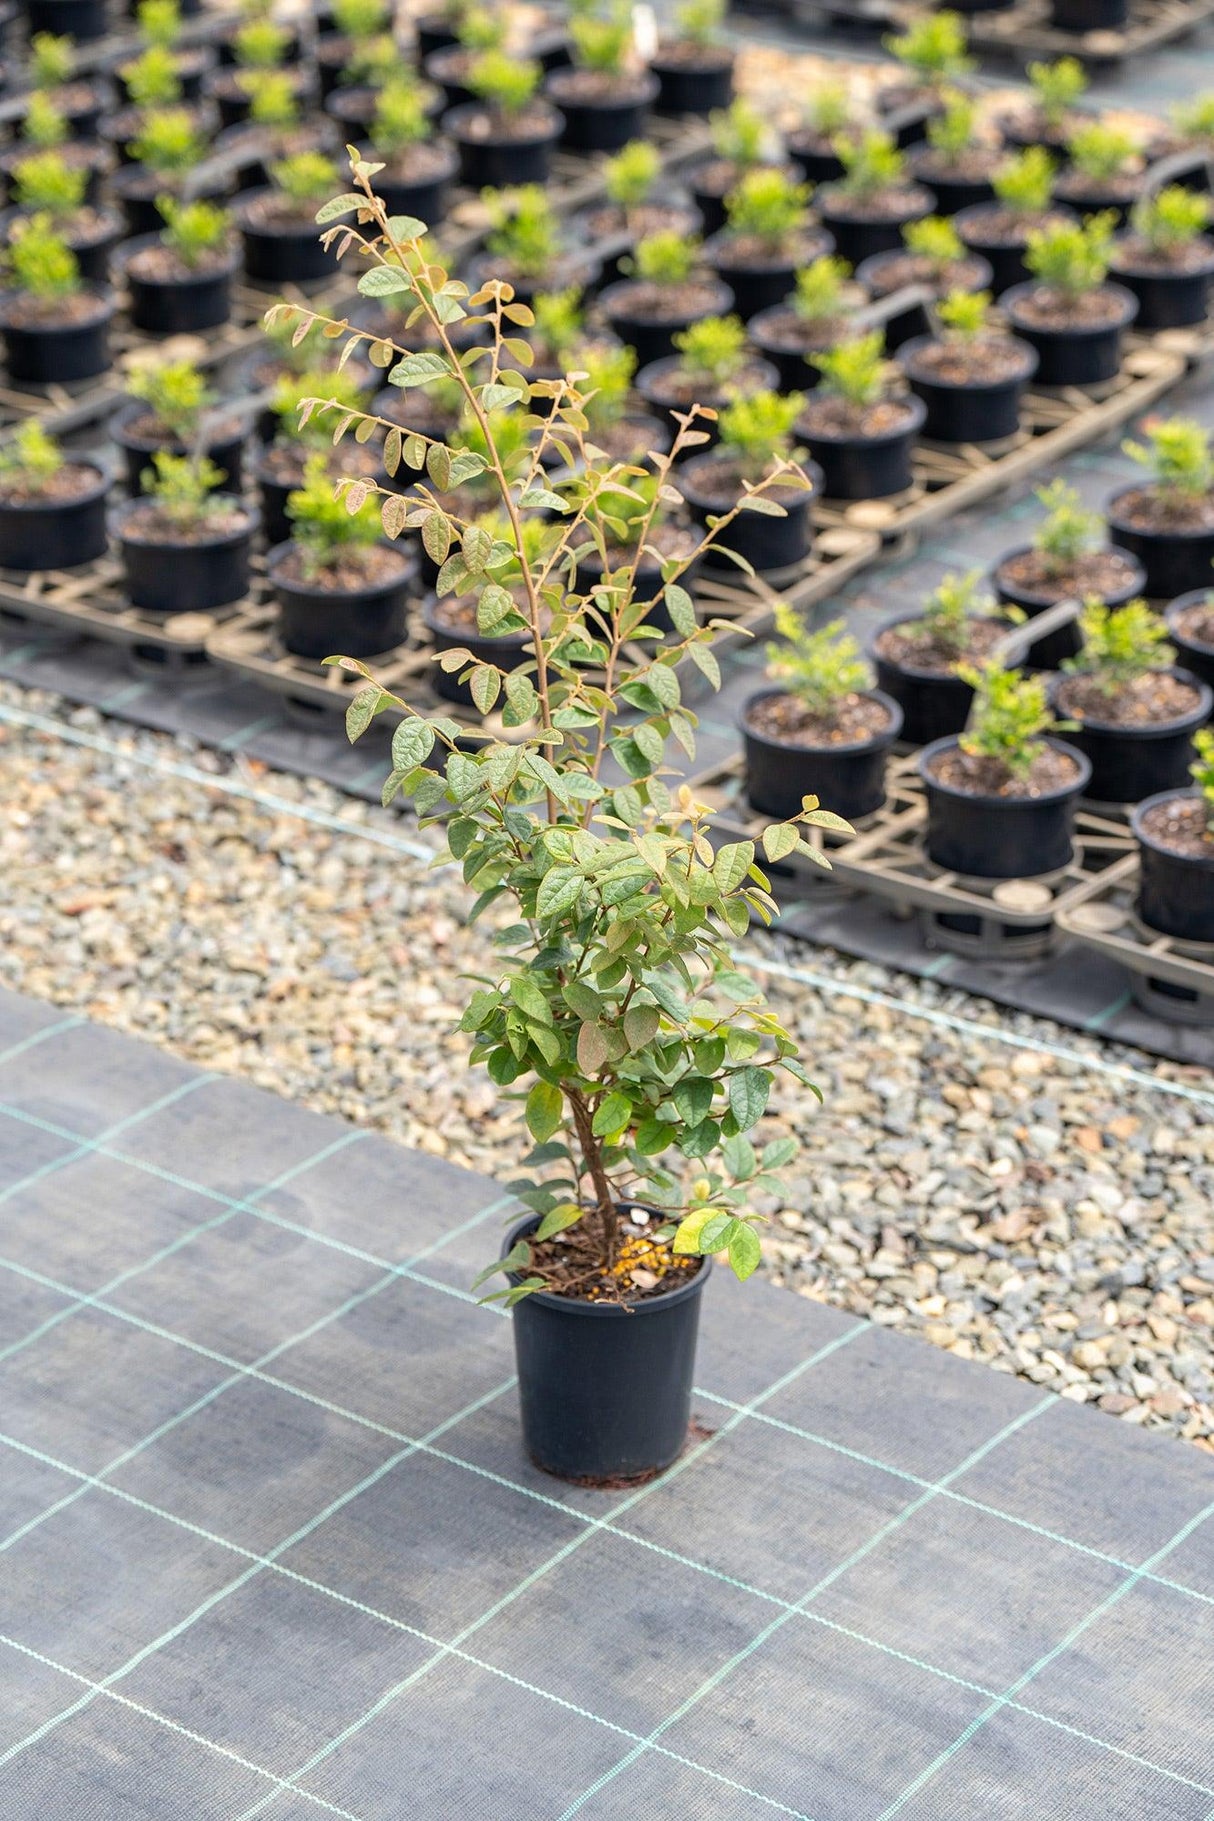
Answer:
[673,1206,715,1254]
[389,350,450,387]
[664,583,697,637]
[635,1117,673,1155]
[525,1080,563,1143]
[681,1117,720,1158]
[728,1222,762,1280]
[383,214,426,240]
[509,975,551,1023]
[536,867,583,919]
[577,1022,609,1075]
[315,192,365,222]
[762,1136,798,1170]
[477,583,515,633]
[673,1076,713,1124]
[422,512,451,565]
[687,642,721,690]
[762,823,801,862]
[535,1203,583,1241]
[344,684,382,743]
[470,666,500,715]
[623,1004,660,1050]
[713,840,755,897]
[358,265,412,297]
[503,671,538,722]
[722,1134,757,1180]
[729,1066,771,1131]
[592,1091,631,1137]
[471,1238,530,1290]
[699,1212,735,1252]
[390,719,435,773]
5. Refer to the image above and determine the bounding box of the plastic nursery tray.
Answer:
[965,0,1214,66]
[1056,851,1214,1025]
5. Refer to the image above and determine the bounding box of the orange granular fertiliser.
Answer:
[584,1232,699,1301]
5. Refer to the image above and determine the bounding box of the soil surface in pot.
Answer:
[1139,794,1214,859]
[687,457,808,513]
[799,395,919,439]
[1112,487,1214,534]
[997,547,1138,599]
[927,742,1082,797]
[455,102,559,141]
[865,250,988,296]
[241,192,324,233]
[1055,669,1203,726]
[875,615,1006,674]
[582,200,696,241]
[1009,286,1127,329]
[647,358,773,408]
[1,291,109,329]
[995,106,1085,150]
[0,461,101,506]
[593,413,670,463]
[527,1212,702,1303]
[653,38,732,69]
[905,335,1033,385]
[429,590,532,636]
[370,142,454,182]
[125,241,234,282]
[754,308,847,355]
[1173,597,1214,645]
[911,145,1002,184]
[547,68,653,104]
[120,498,252,542]
[710,227,825,269]
[123,408,244,451]
[275,543,409,590]
[960,204,1070,245]
[20,206,115,254]
[746,688,892,746]
[606,276,726,322]
[1112,235,1214,274]
[820,183,933,221]
[1054,169,1142,210]
[261,440,382,487]
[593,519,698,573]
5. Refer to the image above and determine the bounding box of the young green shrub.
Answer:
[885,10,973,86]
[157,196,231,268]
[1124,417,1214,499]
[1191,726,1214,829]
[791,255,851,321]
[803,78,850,139]
[722,167,810,249]
[1067,596,1172,693]
[530,287,584,363]
[603,140,661,211]
[1032,478,1102,575]
[287,451,382,577]
[918,569,989,660]
[570,2,633,75]
[0,420,64,490]
[270,151,341,211]
[22,91,68,149]
[675,0,726,42]
[1172,92,1214,144]
[484,185,561,280]
[1129,185,1211,253]
[342,31,398,88]
[233,14,289,67]
[632,229,701,287]
[833,130,905,201]
[371,80,430,155]
[1024,212,1115,296]
[123,44,183,109]
[936,288,991,339]
[128,358,213,442]
[672,314,749,387]
[1067,120,1139,184]
[6,213,79,299]
[903,214,964,274]
[271,365,368,445]
[809,330,890,407]
[991,145,1055,217]
[142,449,229,526]
[30,31,74,90]
[709,97,767,168]
[1027,56,1087,130]
[331,0,389,37]
[466,50,540,119]
[456,7,505,53]
[575,341,637,433]
[11,151,87,220]
[129,107,207,174]
[926,88,978,163]
[137,0,181,49]
[243,68,300,128]
[717,389,804,478]
[956,658,1059,778]
[765,606,870,718]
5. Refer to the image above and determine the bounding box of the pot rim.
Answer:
[917,732,1093,806]
[111,399,247,453]
[816,183,935,224]
[869,611,1013,681]
[634,350,779,408]
[677,447,823,509]
[1109,233,1214,282]
[1131,787,1214,866]
[703,225,835,276]
[112,491,259,546]
[951,199,1079,242]
[1047,664,1213,738]
[796,390,927,449]
[441,98,565,147]
[1165,590,1214,654]
[1001,279,1139,338]
[899,331,1038,391]
[741,682,904,754]
[503,1208,711,1317]
[991,542,1145,607]
[266,536,418,596]
[854,248,993,291]
[0,285,114,330]
[1106,484,1214,544]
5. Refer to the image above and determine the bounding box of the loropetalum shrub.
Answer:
[143,449,229,527]
[0,420,63,490]
[7,213,79,299]
[1192,728,1214,830]
[792,255,851,321]
[1025,212,1115,297]
[267,159,842,1289]
[1130,186,1211,253]
[1067,597,1172,694]
[765,606,870,719]
[809,330,890,407]
[918,569,989,660]
[671,314,749,387]
[992,146,1055,217]
[483,185,561,280]
[955,659,1059,779]
[1027,55,1087,130]
[884,11,973,86]
[1124,417,1214,499]
[722,167,810,250]
[11,150,87,220]
[128,358,213,442]
[833,131,905,201]
[1032,478,1102,575]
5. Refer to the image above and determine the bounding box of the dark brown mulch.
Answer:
[1173,600,1214,647]
[997,547,1138,602]
[928,742,1082,798]
[959,205,1070,247]
[1113,235,1214,275]
[746,688,893,747]
[821,183,933,222]
[547,68,654,104]
[120,500,252,544]
[875,615,1007,676]
[685,457,808,513]
[457,102,558,141]
[126,242,233,282]
[526,1211,704,1305]
[911,146,1003,183]
[274,542,409,590]
[799,394,918,440]
[1112,486,1214,535]
[2,292,110,330]
[0,461,102,507]
[583,200,698,242]
[1139,794,1214,859]
[606,278,725,322]
[1055,670,1203,728]
[1008,286,1127,330]
[865,251,988,299]
[904,335,1034,386]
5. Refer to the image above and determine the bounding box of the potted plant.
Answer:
[208,14,303,131]
[786,79,852,188]
[0,418,110,569]
[104,33,208,167]
[113,108,218,238]
[121,195,238,334]
[116,0,212,106]
[797,331,925,500]
[113,449,257,613]
[114,357,246,495]
[274,166,836,1481]
[998,57,1090,156]
[473,184,595,309]
[235,151,342,286]
[704,166,830,322]
[1053,121,1145,228]
[636,313,778,448]
[919,658,1091,877]
[901,288,1038,444]
[599,229,733,370]
[0,91,110,206]
[1002,212,1136,388]
[220,69,331,196]
[689,97,790,237]
[1110,187,1214,332]
[993,478,1144,667]
[744,607,903,821]
[314,0,392,102]
[679,389,818,573]
[337,79,457,221]
[256,365,374,544]
[3,150,122,285]
[1165,591,1214,691]
[423,512,549,707]
[570,340,666,466]
[1048,596,1211,804]
[649,0,734,117]
[907,88,1003,217]
[413,0,472,62]
[424,8,505,111]
[872,569,1013,743]
[545,0,660,154]
[1133,730,1214,943]
[0,213,113,385]
[1108,418,1214,601]
[880,11,973,138]
[816,131,934,268]
[576,139,702,286]
[748,255,855,392]
[445,49,563,190]
[271,451,416,658]
[954,146,1075,297]
[856,213,992,352]
[22,30,109,138]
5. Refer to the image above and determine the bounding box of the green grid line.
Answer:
[554,1397,1057,1816]
[0,1015,83,1068]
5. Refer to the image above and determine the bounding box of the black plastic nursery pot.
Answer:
[742,685,903,822]
[905,153,997,218]
[900,335,1038,445]
[1109,244,1214,331]
[543,69,660,154]
[1051,0,1128,28]
[0,293,113,386]
[1165,592,1214,691]
[1048,668,1213,806]
[797,394,925,502]
[1133,790,1214,943]
[650,44,733,116]
[422,596,534,708]
[747,307,844,394]
[443,103,564,190]
[870,616,1008,746]
[113,405,246,499]
[785,131,846,189]
[1106,488,1214,601]
[414,13,457,60]
[705,228,834,323]
[504,1211,709,1484]
[816,188,934,267]
[953,204,1077,298]
[120,238,240,336]
[678,452,821,575]
[268,541,416,660]
[367,147,460,227]
[26,0,106,37]
[0,460,110,570]
[855,250,993,354]
[1002,283,1138,389]
[112,167,230,241]
[992,543,1145,669]
[114,497,258,613]
[635,353,780,449]
[598,275,735,371]
[236,190,339,288]
[919,735,1092,878]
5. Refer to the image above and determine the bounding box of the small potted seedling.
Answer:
[0,213,113,385]
[636,314,778,449]
[114,108,217,238]
[749,255,855,392]
[1054,121,1144,228]
[570,467,701,632]
[0,419,110,569]
[786,79,853,188]
[679,389,819,573]
[689,98,789,237]
[578,141,702,286]
[599,229,733,369]
[1168,92,1214,167]
[1003,212,1136,387]
[954,146,1075,297]
[23,31,108,139]
[116,0,212,107]
[220,69,330,195]
[413,0,474,62]
[1133,728,1214,943]
[474,184,594,309]
[649,0,734,118]
[880,12,973,140]
[871,569,1013,744]
[704,166,830,321]
[797,330,925,500]
[114,357,246,495]
[908,89,1003,217]
[257,365,374,543]
[856,213,992,352]
[113,449,257,613]
[0,91,110,208]
[314,0,392,102]
[1110,187,1214,331]
[744,608,901,822]
[121,196,238,333]
[208,14,303,131]
[1108,417,1214,600]
[424,9,505,111]
[236,151,342,286]
[901,289,1038,444]
[992,478,1144,667]
[998,57,1090,156]
[1048,597,1211,805]
[324,54,431,132]
[271,450,417,659]
[423,512,548,707]
[335,80,457,221]
[816,131,934,268]
[446,49,563,190]
[545,0,660,154]
[4,150,123,285]
[919,658,1091,878]
[571,340,666,465]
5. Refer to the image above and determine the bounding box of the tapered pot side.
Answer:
[1133,789,1214,943]
[742,685,903,823]
[918,735,1092,878]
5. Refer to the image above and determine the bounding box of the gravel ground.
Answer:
[2,682,1212,1452]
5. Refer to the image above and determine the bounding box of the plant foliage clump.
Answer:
[833,131,905,201]
[7,213,79,298]
[0,420,63,489]
[903,214,964,273]
[604,140,661,211]
[1028,56,1087,130]
[1031,479,1102,573]
[810,330,889,407]
[1130,186,1211,253]
[484,185,561,280]
[128,357,213,442]
[723,167,810,248]
[765,606,870,718]
[792,255,850,321]
[1191,727,1214,830]
[717,389,804,477]
[885,11,973,85]
[672,314,749,387]
[992,146,1055,217]
[1066,596,1172,693]
[918,569,988,660]
[1124,417,1214,499]
[956,659,1059,778]
[1025,212,1115,297]
[143,449,229,526]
